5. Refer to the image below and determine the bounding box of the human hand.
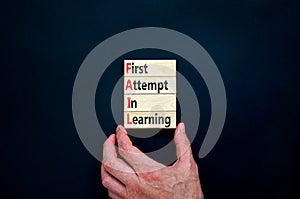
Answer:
[101,123,204,199]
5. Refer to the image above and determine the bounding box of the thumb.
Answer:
[174,123,193,161]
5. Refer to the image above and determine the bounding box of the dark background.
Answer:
[1,0,299,198]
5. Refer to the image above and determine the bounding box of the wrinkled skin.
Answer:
[101,123,204,199]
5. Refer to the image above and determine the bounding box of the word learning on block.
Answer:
[124,60,176,129]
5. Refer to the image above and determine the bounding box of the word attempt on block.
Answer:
[124,60,176,129]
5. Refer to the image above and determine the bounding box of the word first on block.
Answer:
[124,60,176,129]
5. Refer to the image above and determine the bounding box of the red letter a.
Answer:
[125,79,133,90]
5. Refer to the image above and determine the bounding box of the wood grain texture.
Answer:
[124,60,176,77]
[124,111,176,128]
[124,94,176,111]
[124,77,176,94]
[123,60,176,129]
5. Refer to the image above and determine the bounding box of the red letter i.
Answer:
[127,97,131,108]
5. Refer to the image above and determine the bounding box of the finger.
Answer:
[103,134,117,161]
[115,125,132,150]
[116,125,165,173]
[108,191,123,199]
[174,123,193,162]
[102,134,137,184]
[101,165,126,198]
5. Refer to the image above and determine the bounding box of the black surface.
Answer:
[1,0,299,198]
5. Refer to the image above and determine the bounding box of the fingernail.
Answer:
[116,125,127,134]
[179,123,185,133]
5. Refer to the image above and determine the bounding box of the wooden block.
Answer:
[124,77,176,94]
[124,60,176,77]
[123,59,176,129]
[124,94,176,112]
[124,111,176,128]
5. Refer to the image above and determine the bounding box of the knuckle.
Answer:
[102,161,113,171]
[102,161,109,167]
[119,146,131,155]
[193,162,198,170]
[118,148,127,157]
[108,191,114,197]
[102,177,110,188]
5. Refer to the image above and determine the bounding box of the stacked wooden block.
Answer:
[124,60,176,129]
